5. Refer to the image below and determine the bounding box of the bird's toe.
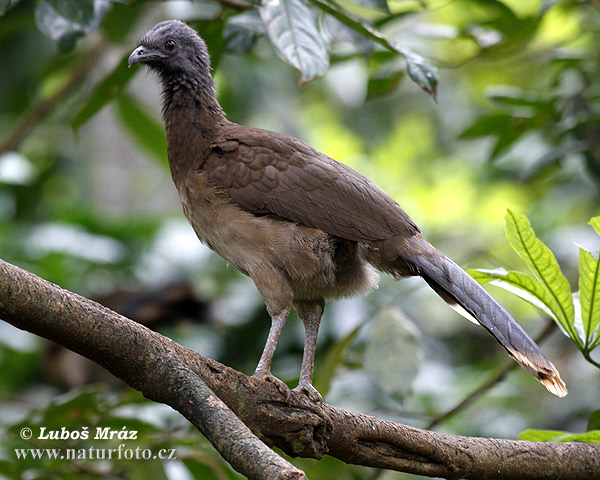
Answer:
[292,383,323,403]
[253,372,291,397]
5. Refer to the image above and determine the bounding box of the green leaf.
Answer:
[224,11,264,54]
[346,0,389,12]
[572,292,586,349]
[366,69,403,99]
[460,112,512,138]
[34,0,110,51]
[309,0,438,98]
[487,89,539,108]
[590,216,600,237]
[486,86,553,117]
[469,268,558,324]
[405,53,438,100]
[310,0,391,49]
[521,428,600,444]
[518,429,570,442]
[558,430,600,443]
[71,54,136,132]
[588,410,600,432]
[182,458,234,480]
[313,323,362,396]
[460,112,538,160]
[505,210,577,344]
[260,0,329,83]
[323,15,375,58]
[490,117,538,160]
[24,387,110,429]
[115,94,168,166]
[579,248,600,348]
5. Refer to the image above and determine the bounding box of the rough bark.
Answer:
[1,258,599,480]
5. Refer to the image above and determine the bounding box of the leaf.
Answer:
[115,94,168,166]
[313,323,362,397]
[558,430,600,443]
[309,0,438,98]
[486,85,552,114]
[460,112,512,138]
[588,410,600,432]
[346,0,389,12]
[460,112,538,160]
[34,0,110,51]
[364,307,422,400]
[182,457,234,480]
[25,387,111,429]
[469,268,558,324]
[323,14,375,58]
[505,210,578,344]
[366,70,404,99]
[71,53,136,132]
[579,248,600,348]
[405,53,438,100]
[518,429,571,442]
[224,11,265,54]
[590,216,600,237]
[572,291,586,349]
[311,0,392,49]
[260,0,329,83]
[46,0,96,25]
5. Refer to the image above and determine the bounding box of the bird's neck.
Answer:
[159,70,225,177]
[159,69,223,119]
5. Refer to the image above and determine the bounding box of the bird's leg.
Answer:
[293,299,325,402]
[250,268,293,396]
[253,310,289,378]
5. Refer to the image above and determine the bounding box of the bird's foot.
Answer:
[292,383,323,403]
[253,372,291,398]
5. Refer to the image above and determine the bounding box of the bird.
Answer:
[128,19,567,400]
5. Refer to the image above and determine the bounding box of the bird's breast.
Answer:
[173,170,378,301]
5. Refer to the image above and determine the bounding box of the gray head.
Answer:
[128,20,211,78]
[128,20,221,114]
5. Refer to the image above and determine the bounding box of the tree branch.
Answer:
[1,257,599,480]
[0,258,304,480]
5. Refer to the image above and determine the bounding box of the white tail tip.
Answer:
[539,371,568,398]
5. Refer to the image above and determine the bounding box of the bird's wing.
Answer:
[204,127,420,243]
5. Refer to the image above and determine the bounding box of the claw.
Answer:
[253,372,291,397]
[292,383,323,403]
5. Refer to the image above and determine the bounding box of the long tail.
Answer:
[409,252,567,397]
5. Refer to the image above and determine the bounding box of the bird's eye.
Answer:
[164,40,176,51]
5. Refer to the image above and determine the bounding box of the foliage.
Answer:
[519,428,600,443]
[471,212,600,445]
[470,212,600,369]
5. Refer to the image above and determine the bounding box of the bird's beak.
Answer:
[128,46,163,68]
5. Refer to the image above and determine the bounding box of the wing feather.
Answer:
[206,126,419,243]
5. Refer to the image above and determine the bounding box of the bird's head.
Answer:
[128,20,211,76]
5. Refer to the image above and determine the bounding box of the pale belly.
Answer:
[178,182,379,301]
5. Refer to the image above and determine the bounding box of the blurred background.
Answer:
[0,0,599,478]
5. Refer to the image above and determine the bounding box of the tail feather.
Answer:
[411,252,567,398]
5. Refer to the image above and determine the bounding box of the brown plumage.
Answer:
[128,20,567,399]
